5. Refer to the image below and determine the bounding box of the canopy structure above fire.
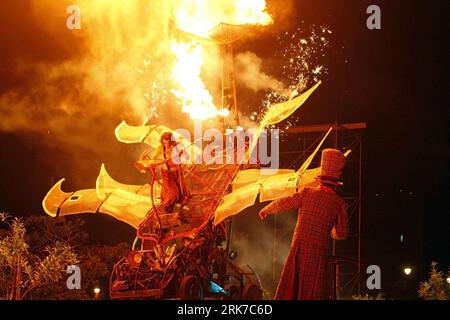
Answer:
[208,23,256,44]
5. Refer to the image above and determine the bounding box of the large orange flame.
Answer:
[172,0,273,120]
[170,40,219,120]
[27,0,273,123]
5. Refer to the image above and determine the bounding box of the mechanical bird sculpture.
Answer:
[42,81,337,299]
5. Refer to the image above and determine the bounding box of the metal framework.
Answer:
[271,122,366,298]
[109,162,263,300]
[220,43,239,127]
[208,22,251,128]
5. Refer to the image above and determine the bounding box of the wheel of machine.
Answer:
[223,285,241,300]
[126,250,143,267]
[241,284,262,300]
[179,275,204,300]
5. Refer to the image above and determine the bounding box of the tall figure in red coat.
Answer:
[259,149,349,300]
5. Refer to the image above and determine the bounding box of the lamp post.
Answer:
[402,266,412,299]
[93,287,101,300]
[403,267,412,276]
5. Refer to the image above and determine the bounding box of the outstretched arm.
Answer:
[259,189,306,220]
[331,202,349,240]
[135,145,166,172]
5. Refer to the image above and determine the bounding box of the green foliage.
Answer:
[352,293,386,300]
[418,262,450,300]
[24,215,88,252]
[24,215,129,300]
[0,213,130,299]
[0,213,78,300]
[30,242,129,300]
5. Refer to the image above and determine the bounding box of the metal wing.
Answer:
[115,121,203,162]
[214,126,332,225]
[42,165,157,229]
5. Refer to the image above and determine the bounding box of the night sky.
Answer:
[0,0,449,296]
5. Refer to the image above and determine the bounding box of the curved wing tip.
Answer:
[50,178,66,191]
[42,205,57,218]
[114,122,124,138]
[117,120,127,127]
[42,178,66,217]
[114,121,131,142]
[96,164,108,198]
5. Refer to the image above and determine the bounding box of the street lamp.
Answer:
[402,267,413,300]
[94,287,101,299]
[403,267,412,276]
[446,277,450,284]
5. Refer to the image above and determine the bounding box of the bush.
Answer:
[352,293,386,300]
[0,213,130,300]
[418,262,450,300]
[0,212,78,300]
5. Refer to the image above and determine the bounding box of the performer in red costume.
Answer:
[136,132,189,213]
[259,149,349,300]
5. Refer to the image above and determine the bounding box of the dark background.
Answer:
[0,0,449,298]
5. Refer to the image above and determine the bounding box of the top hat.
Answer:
[317,148,346,186]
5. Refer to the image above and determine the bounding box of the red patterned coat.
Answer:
[262,186,349,300]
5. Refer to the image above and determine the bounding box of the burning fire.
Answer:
[171,0,273,120]
[24,0,273,124]
[170,40,218,120]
